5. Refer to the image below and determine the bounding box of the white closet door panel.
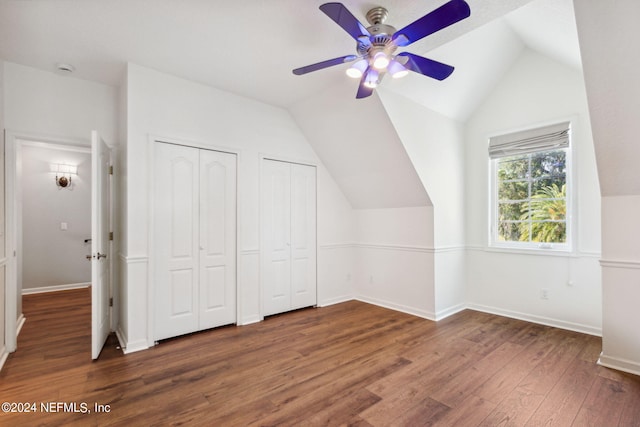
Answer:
[290,164,317,309]
[170,269,195,315]
[154,143,200,340]
[262,160,292,316]
[199,150,237,328]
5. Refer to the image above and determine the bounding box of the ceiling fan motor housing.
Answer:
[357,7,398,59]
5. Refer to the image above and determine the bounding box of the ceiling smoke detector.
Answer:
[55,62,75,74]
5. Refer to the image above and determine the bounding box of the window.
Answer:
[489,122,571,250]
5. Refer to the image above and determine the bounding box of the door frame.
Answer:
[258,154,318,321]
[146,135,241,344]
[4,130,96,352]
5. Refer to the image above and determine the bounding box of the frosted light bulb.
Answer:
[372,52,390,70]
[388,59,409,79]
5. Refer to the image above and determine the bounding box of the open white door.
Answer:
[91,131,111,359]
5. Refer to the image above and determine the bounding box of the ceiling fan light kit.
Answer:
[292,0,471,98]
[346,58,368,78]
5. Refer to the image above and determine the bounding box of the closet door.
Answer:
[261,159,316,317]
[199,150,237,329]
[290,164,317,310]
[154,143,237,341]
[261,160,292,317]
[154,143,200,340]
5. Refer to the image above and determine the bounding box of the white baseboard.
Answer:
[121,339,150,354]
[16,314,26,337]
[355,295,436,321]
[318,295,353,308]
[115,327,149,354]
[435,303,467,321]
[467,303,602,337]
[114,326,128,354]
[239,315,261,326]
[598,352,640,376]
[22,282,90,295]
[0,346,8,372]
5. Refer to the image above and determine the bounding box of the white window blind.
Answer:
[489,121,570,159]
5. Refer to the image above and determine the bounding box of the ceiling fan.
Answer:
[292,0,471,99]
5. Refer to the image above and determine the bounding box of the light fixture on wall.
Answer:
[51,163,78,189]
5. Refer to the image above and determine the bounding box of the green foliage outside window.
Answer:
[496,149,567,244]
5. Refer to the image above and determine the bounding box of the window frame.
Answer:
[489,122,574,253]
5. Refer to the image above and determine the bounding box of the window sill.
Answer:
[486,244,573,257]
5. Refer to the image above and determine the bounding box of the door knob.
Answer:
[96,252,107,260]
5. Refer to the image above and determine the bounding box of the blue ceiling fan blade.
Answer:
[293,55,358,75]
[397,52,455,80]
[320,3,371,41]
[356,73,374,99]
[392,0,470,47]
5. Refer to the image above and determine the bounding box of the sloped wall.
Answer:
[290,83,438,319]
[288,78,431,210]
[574,0,640,374]
[377,89,467,318]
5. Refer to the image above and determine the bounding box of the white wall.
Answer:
[464,49,601,335]
[2,61,118,341]
[0,60,6,366]
[114,72,128,337]
[20,145,91,290]
[122,63,354,351]
[353,207,435,318]
[377,89,467,319]
[3,62,118,144]
[598,195,640,374]
[288,78,431,210]
[574,0,640,376]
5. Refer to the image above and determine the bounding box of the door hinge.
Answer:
[109,297,113,307]
[109,231,114,241]
[109,165,113,175]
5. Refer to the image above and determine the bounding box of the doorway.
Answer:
[3,131,110,359]
[19,142,92,296]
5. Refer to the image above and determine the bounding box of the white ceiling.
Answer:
[0,0,582,120]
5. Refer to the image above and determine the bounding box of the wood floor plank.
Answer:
[525,359,597,427]
[359,385,450,426]
[479,386,545,426]
[432,394,496,427]
[473,331,559,405]
[429,340,526,407]
[572,375,630,426]
[2,288,640,426]
[518,329,588,395]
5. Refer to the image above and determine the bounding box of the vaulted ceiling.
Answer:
[0,0,592,208]
[0,0,580,121]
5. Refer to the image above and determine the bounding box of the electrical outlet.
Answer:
[369,275,373,284]
[346,273,351,282]
[540,288,549,300]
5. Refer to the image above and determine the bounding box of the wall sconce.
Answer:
[51,163,78,189]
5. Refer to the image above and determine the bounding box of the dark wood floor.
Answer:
[1,289,639,426]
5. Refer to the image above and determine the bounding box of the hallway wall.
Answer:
[21,144,91,291]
